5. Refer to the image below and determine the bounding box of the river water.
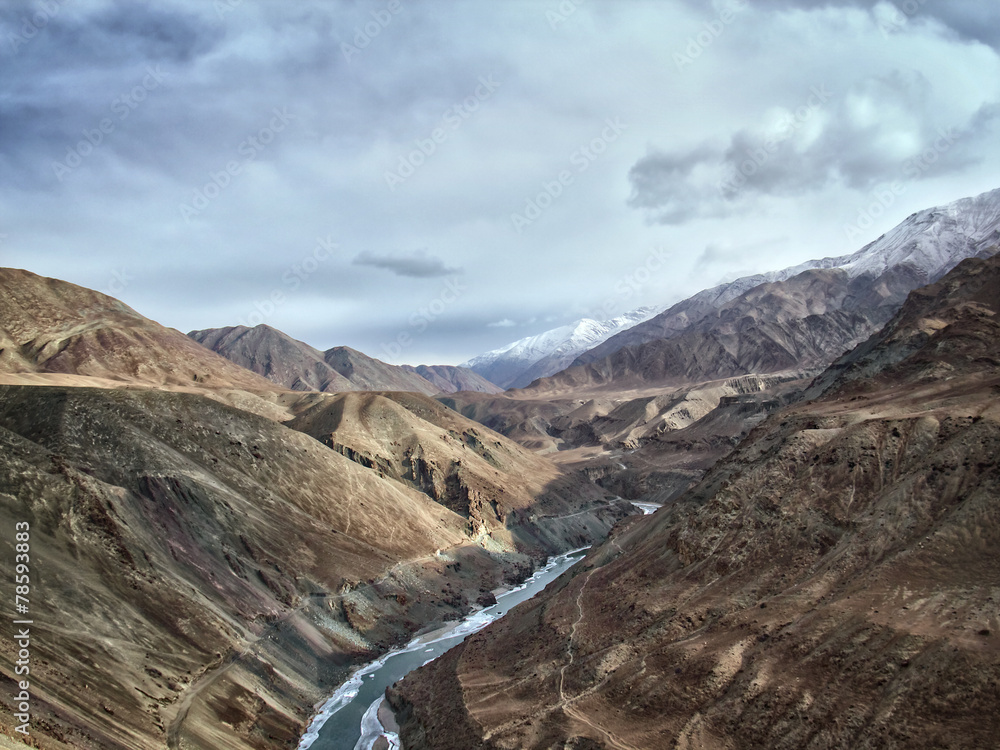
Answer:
[298,546,589,750]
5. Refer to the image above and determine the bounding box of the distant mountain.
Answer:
[401,363,504,394]
[0,267,277,391]
[810,251,1000,396]
[461,307,661,389]
[523,187,1000,393]
[189,324,500,395]
[187,323,354,391]
[578,186,1000,365]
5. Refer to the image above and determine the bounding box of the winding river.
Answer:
[298,546,590,750]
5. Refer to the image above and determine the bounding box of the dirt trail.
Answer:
[558,568,595,702]
[165,602,306,749]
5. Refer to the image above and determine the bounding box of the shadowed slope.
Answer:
[392,254,1000,750]
[0,384,629,750]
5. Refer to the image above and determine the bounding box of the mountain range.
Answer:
[188,324,502,395]
[1,186,998,750]
[0,270,625,749]
[0,268,275,392]
[461,187,1000,394]
[460,308,661,389]
[576,186,1000,367]
[390,248,1000,750]
[422,187,1000,566]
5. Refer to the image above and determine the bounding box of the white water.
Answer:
[355,696,399,750]
[298,546,589,750]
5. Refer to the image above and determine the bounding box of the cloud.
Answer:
[626,144,725,224]
[487,318,516,328]
[3,0,998,366]
[629,69,995,224]
[675,0,1000,51]
[352,250,461,278]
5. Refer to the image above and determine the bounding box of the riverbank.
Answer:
[298,547,590,749]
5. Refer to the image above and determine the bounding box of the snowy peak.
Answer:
[465,187,1000,391]
[578,186,1000,366]
[462,307,661,389]
[834,187,1000,281]
[706,188,1000,305]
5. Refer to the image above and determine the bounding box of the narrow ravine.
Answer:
[298,547,590,750]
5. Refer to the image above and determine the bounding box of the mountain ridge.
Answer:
[460,307,661,389]
[391,246,1000,750]
[0,267,279,392]
[576,186,1000,367]
[515,187,1000,395]
[189,324,501,395]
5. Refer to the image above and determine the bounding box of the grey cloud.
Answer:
[1,2,220,67]
[694,243,733,270]
[928,2,1000,50]
[4,0,998,365]
[352,250,461,278]
[677,0,1000,44]
[626,145,727,224]
[630,70,996,224]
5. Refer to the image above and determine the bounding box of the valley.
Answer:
[0,188,998,750]
[389,252,1000,749]
[7,2,1000,747]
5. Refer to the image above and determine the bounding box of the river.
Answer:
[298,546,590,750]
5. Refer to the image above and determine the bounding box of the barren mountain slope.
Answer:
[322,346,438,393]
[0,269,276,391]
[288,390,629,552]
[811,244,1000,394]
[189,325,445,394]
[525,267,911,394]
[391,255,1000,749]
[437,373,805,507]
[188,325,355,391]
[400,364,504,394]
[0,384,627,750]
[576,185,1000,366]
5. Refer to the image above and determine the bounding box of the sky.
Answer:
[1,0,999,366]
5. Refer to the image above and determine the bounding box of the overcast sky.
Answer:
[2,0,998,365]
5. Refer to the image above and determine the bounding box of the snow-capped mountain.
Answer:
[830,188,1000,280]
[466,187,1000,391]
[578,186,1000,365]
[462,307,662,389]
